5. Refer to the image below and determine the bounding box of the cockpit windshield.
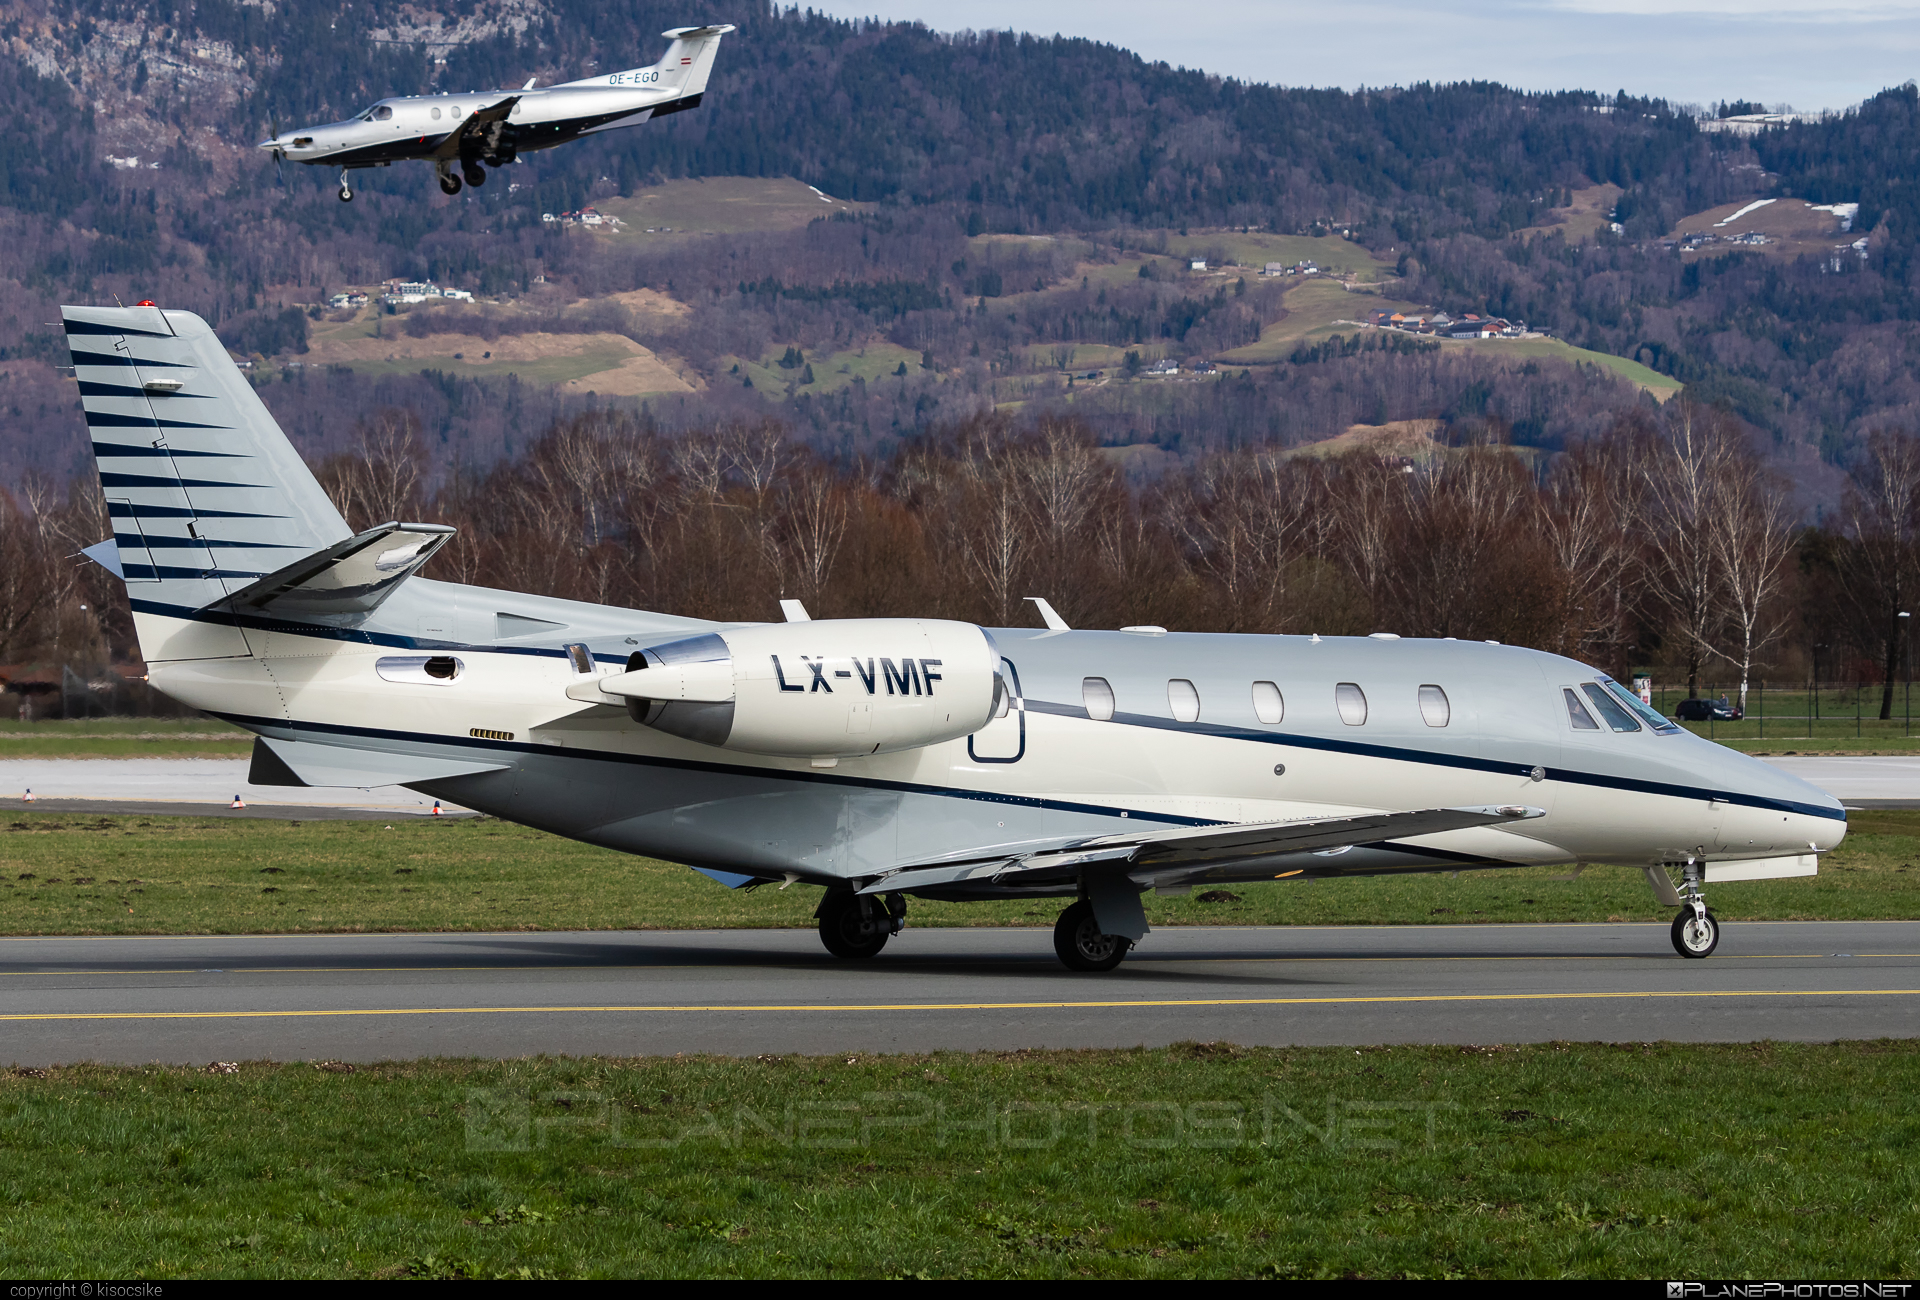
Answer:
[1599,676,1681,734]
[363,104,394,121]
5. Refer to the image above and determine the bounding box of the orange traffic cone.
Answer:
[230,794,246,809]
[432,800,443,816]
[22,788,34,802]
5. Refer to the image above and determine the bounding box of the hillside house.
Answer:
[1264,262,1285,276]
[1189,259,1207,271]
[1145,358,1180,375]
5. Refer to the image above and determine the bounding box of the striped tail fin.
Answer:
[64,304,351,661]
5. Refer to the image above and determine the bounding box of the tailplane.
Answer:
[64,304,352,660]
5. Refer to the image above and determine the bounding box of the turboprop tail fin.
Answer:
[64,304,353,659]
[564,24,734,102]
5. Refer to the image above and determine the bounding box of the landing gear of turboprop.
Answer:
[812,888,1137,971]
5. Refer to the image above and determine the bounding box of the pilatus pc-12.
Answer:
[258,25,733,200]
[65,304,1846,970]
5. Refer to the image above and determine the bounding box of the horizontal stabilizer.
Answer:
[861,804,1544,894]
[252,736,508,788]
[211,521,454,618]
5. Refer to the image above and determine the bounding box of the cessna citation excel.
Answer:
[66,304,1846,970]
[257,25,733,200]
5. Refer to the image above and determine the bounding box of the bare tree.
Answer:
[1639,402,1734,698]
[1841,431,1920,718]
[1704,451,1795,711]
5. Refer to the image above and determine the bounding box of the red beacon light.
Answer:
[135,299,156,307]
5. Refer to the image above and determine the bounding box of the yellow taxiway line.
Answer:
[4,988,1919,1021]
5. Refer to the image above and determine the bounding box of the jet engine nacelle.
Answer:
[605,618,1002,759]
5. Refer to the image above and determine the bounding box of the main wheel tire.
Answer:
[462,164,487,187]
[1053,899,1131,972]
[818,893,889,960]
[439,174,463,195]
[1671,907,1720,958]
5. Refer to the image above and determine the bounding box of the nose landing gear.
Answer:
[337,170,353,202]
[1670,861,1720,958]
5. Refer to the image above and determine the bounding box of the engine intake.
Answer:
[602,619,1001,759]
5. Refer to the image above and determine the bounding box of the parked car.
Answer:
[1675,696,1743,722]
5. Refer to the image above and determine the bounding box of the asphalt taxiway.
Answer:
[4,921,1916,1065]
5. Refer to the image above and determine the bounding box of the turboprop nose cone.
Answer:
[257,137,281,151]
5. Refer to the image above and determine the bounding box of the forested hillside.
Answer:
[0,0,1916,491]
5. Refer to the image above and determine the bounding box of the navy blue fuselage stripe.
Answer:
[64,319,170,337]
[108,504,283,519]
[115,533,297,551]
[93,443,245,458]
[99,472,271,489]
[127,599,1841,822]
[214,711,1218,827]
[85,411,234,431]
[1024,699,1843,822]
[70,353,191,368]
[78,381,211,398]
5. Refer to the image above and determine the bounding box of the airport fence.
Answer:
[1650,681,1920,744]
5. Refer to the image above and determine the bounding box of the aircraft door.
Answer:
[967,657,1026,763]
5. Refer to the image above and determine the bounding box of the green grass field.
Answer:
[3,809,1915,937]
[0,717,251,759]
[593,176,874,236]
[1,1042,1914,1277]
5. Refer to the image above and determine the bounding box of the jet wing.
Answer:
[859,804,1545,895]
[249,736,509,788]
[431,96,521,159]
[209,521,454,618]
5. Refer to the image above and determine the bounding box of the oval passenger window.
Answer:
[1167,679,1200,723]
[1252,680,1284,725]
[1335,682,1367,726]
[432,107,442,120]
[1082,677,1115,721]
[1418,684,1450,727]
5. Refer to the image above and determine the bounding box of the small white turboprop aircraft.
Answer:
[65,304,1846,970]
[258,25,734,200]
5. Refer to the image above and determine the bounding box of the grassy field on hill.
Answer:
[592,176,873,235]
[2,1042,1914,1278]
[2,809,1914,937]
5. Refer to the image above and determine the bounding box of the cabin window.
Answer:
[432,106,442,120]
[1168,679,1200,723]
[1252,680,1284,724]
[1418,684,1450,727]
[1083,677,1115,721]
[451,106,463,118]
[1581,682,1641,733]
[1335,682,1367,725]
[1564,688,1600,730]
[372,105,393,121]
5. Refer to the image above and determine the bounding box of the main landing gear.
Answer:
[1670,860,1720,958]
[816,890,904,960]
[461,160,488,188]
[1054,899,1132,972]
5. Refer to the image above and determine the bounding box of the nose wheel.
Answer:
[1670,861,1719,958]
[439,173,462,195]
[337,171,353,202]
